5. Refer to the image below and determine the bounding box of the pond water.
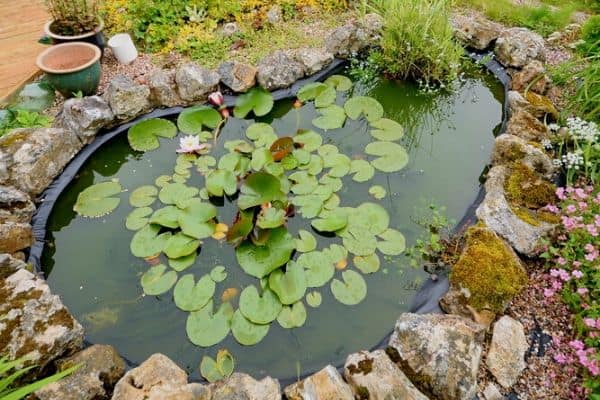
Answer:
[41,70,503,380]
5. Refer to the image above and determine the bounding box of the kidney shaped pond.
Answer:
[41,71,503,380]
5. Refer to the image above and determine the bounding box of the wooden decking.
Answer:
[0,0,48,102]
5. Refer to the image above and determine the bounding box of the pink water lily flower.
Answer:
[208,91,224,107]
[176,135,208,154]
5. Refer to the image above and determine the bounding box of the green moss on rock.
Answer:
[505,162,556,209]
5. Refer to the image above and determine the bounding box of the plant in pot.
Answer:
[44,0,105,50]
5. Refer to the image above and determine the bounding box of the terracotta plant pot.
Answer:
[36,42,102,98]
[44,19,106,52]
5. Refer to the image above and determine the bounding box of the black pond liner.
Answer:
[27,51,511,385]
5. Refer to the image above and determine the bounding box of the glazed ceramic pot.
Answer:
[44,19,106,52]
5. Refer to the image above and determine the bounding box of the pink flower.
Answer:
[567,204,578,213]
[208,91,224,107]
[176,135,209,154]
[585,251,598,262]
[573,261,582,267]
[570,340,585,350]
[572,270,584,279]
[545,204,560,213]
[557,187,567,200]
[596,319,600,329]
[585,243,595,253]
[554,353,569,364]
[579,201,588,210]
[595,215,600,227]
[552,280,563,290]
[584,318,596,328]
[587,224,599,237]
[557,257,567,266]
[575,188,588,200]
[544,288,555,297]
[578,287,589,295]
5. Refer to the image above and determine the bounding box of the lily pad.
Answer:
[155,175,172,187]
[206,169,238,197]
[369,185,387,199]
[311,209,348,232]
[306,291,322,308]
[365,141,409,173]
[178,199,217,239]
[351,202,390,235]
[257,207,286,229]
[330,270,367,305]
[129,185,158,207]
[246,123,278,147]
[312,105,346,130]
[196,156,217,173]
[233,87,274,118]
[323,244,348,265]
[294,130,323,152]
[125,207,152,230]
[354,253,380,274]
[231,310,270,346]
[186,300,234,347]
[377,228,406,255]
[141,264,177,296]
[297,251,335,288]
[297,82,337,107]
[130,224,171,258]
[344,96,384,122]
[173,274,215,311]
[200,350,235,383]
[350,159,375,182]
[236,227,295,278]
[237,172,281,210]
[324,153,351,178]
[251,148,273,171]
[128,118,177,151]
[324,75,353,92]
[159,183,199,208]
[370,118,404,141]
[227,210,254,246]
[169,253,196,272]
[149,206,180,229]
[239,286,282,324]
[295,230,317,253]
[163,232,200,259]
[268,261,308,305]
[277,301,307,329]
[74,181,122,218]
[210,266,228,282]
[342,228,378,256]
[177,106,222,135]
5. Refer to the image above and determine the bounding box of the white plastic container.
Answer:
[107,33,138,64]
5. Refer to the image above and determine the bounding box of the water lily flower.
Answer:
[177,135,208,154]
[293,99,303,108]
[208,91,224,107]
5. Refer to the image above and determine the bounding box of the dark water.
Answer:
[41,72,503,380]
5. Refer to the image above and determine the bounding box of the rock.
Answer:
[452,14,504,50]
[0,253,28,279]
[511,61,551,94]
[221,22,240,37]
[0,185,35,223]
[0,128,83,195]
[175,62,220,103]
[33,344,126,400]
[507,91,530,116]
[295,47,334,75]
[325,13,383,58]
[57,96,114,143]
[133,383,210,400]
[476,165,556,255]
[218,61,257,93]
[491,134,554,178]
[148,69,183,107]
[266,5,283,24]
[104,75,151,121]
[483,383,504,400]
[507,109,549,142]
[284,365,354,400]
[257,51,306,91]
[344,349,429,400]
[487,316,528,388]
[388,313,485,400]
[211,373,281,400]
[0,269,84,378]
[439,288,497,329]
[0,222,33,253]
[494,28,546,67]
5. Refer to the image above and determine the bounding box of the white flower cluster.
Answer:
[566,117,599,143]
[557,149,585,170]
[541,138,553,150]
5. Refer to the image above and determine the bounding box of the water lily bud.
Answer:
[208,91,224,107]
[220,107,230,118]
[293,99,303,108]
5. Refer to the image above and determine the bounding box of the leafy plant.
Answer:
[46,0,100,35]
[579,15,600,57]
[0,109,52,137]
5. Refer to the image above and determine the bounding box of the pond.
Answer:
[41,69,503,380]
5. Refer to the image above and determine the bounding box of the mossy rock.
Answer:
[504,162,556,210]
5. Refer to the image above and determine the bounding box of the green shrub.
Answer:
[571,58,600,123]
[0,109,53,137]
[579,15,600,57]
[371,0,463,86]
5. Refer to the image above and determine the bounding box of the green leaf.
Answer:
[294,130,323,152]
[377,228,406,255]
[129,185,158,207]
[127,118,177,151]
[149,206,180,229]
[196,155,217,173]
[173,274,215,311]
[236,227,295,278]
[350,159,375,182]
[218,152,243,173]
[200,356,223,383]
[251,148,273,171]
[319,175,343,192]
[130,225,171,258]
[324,153,351,178]
[231,310,270,346]
[169,253,196,272]
[306,291,322,308]
[351,202,390,235]
[365,141,409,173]
[297,251,335,288]
[295,230,317,253]
[155,175,172,187]
[210,265,228,282]
[216,349,235,377]
[237,172,281,210]
[246,123,278,147]
[158,183,199,208]
[206,169,238,197]
[323,244,348,264]
[141,264,177,296]
[312,105,346,130]
[311,209,348,232]
[297,82,337,107]
[177,106,222,134]
[225,139,254,153]
[257,207,286,229]
[163,232,200,259]
[292,148,311,165]
[369,185,386,199]
[370,118,404,141]
[186,300,234,347]
[233,87,274,118]
[277,301,307,329]
[342,228,378,256]
[323,193,340,210]
[344,96,384,122]
[268,261,308,305]
[74,181,122,218]
[178,199,217,239]
[354,253,380,274]
[227,210,254,246]
[239,286,282,324]
[324,75,353,92]
[125,207,152,231]
[330,270,367,305]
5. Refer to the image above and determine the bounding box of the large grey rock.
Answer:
[0,269,84,378]
[104,75,151,121]
[452,14,504,50]
[284,365,354,400]
[148,68,183,107]
[210,372,281,400]
[344,349,429,400]
[476,165,556,255]
[0,128,83,195]
[0,185,34,223]
[491,134,554,178]
[483,383,503,400]
[295,47,334,75]
[0,253,28,279]
[494,28,546,67]
[0,221,33,253]
[218,61,257,93]
[257,51,306,91]
[388,313,485,400]
[511,60,551,95]
[175,62,220,102]
[486,316,528,388]
[33,344,126,400]
[58,96,114,143]
[325,13,383,58]
[507,109,549,142]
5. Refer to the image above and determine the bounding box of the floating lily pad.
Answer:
[163,232,200,259]
[173,274,215,311]
[324,75,353,92]
[251,148,273,171]
[365,141,409,173]
[294,130,323,152]
[169,253,196,272]
[130,224,171,258]
[344,96,384,122]
[155,175,172,187]
[370,118,404,141]
[312,105,346,130]
[351,202,390,235]
[295,230,317,253]
[186,300,234,347]
[377,228,406,255]
[330,270,367,305]
[277,301,307,329]
[74,181,122,218]
[369,185,387,199]
[306,291,322,308]
[237,172,281,210]
[350,159,375,182]
[236,227,295,278]
[354,253,380,274]
[149,206,180,229]
[178,199,217,239]
[227,210,254,246]
[239,286,282,324]
[196,156,217,173]
[297,82,337,108]
[268,262,307,305]
[324,153,351,178]
[200,349,235,383]
[128,118,177,152]
[311,209,348,232]
[233,87,274,118]
[206,169,237,197]
[257,207,286,229]
[231,310,270,346]
[159,183,199,208]
[177,106,222,134]
[141,264,177,296]
[125,207,152,230]
[323,244,348,264]
[323,193,340,210]
[129,185,158,207]
[246,123,278,148]
[342,229,378,256]
[297,251,335,288]
[210,266,228,282]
